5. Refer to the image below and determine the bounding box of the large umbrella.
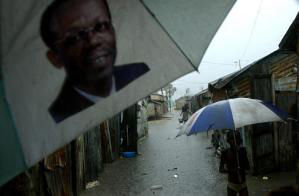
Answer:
[0,0,235,185]
[177,98,288,137]
[176,98,288,182]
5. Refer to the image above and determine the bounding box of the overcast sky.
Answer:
[172,0,299,100]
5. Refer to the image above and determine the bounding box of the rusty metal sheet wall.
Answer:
[44,145,73,196]
[276,91,297,171]
[235,77,251,97]
[271,53,299,91]
[72,136,85,195]
[211,89,227,102]
[191,96,199,113]
[251,75,275,174]
[109,114,121,161]
[0,165,46,196]
[83,127,102,185]
[270,54,297,76]
[121,105,138,152]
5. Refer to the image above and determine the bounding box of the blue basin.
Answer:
[122,151,137,158]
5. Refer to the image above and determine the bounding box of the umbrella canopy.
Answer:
[177,98,288,137]
[0,0,235,185]
[142,0,236,67]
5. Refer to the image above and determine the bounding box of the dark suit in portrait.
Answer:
[49,63,149,123]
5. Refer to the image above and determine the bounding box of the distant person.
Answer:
[154,105,158,120]
[40,0,150,123]
[219,130,250,196]
[180,103,189,123]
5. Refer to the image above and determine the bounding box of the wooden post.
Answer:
[297,93,299,185]
[83,127,102,186]
[295,62,299,184]
[122,105,138,152]
[101,121,113,163]
[72,136,84,195]
[272,74,279,168]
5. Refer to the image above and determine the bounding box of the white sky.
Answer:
[172,0,299,100]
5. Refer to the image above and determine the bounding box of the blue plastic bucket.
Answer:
[122,151,137,158]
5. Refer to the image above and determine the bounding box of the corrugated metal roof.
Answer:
[194,88,208,96]
[149,100,163,105]
[209,64,252,89]
[271,53,298,91]
[209,50,296,90]
[175,96,186,102]
[279,12,299,50]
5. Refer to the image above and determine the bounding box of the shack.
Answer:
[0,105,140,196]
[190,89,211,113]
[279,12,299,182]
[147,93,168,120]
[175,96,187,110]
[208,49,299,174]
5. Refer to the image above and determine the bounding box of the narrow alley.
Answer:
[81,111,295,196]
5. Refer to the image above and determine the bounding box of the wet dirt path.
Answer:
[81,111,295,196]
[82,111,226,196]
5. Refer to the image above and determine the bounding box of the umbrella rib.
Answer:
[139,0,198,71]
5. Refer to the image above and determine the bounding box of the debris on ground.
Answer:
[262,176,269,180]
[138,136,147,143]
[162,116,173,120]
[168,167,178,171]
[150,185,163,190]
[174,174,178,178]
[85,181,99,189]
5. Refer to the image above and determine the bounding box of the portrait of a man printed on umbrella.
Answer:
[40,0,150,123]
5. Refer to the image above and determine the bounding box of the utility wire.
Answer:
[241,0,263,61]
[201,60,235,66]
[173,79,209,84]
[174,83,208,86]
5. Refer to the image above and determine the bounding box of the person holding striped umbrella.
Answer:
[219,130,250,196]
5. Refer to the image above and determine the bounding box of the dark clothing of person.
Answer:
[219,146,250,195]
[227,186,249,196]
[180,104,189,123]
[49,63,149,123]
[181,104,189,113]
[212,131,221,149]
[220,147,249,183]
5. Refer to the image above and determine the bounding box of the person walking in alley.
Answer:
[219,130,250,196]
[180,103,190,123]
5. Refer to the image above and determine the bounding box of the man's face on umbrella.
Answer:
[50,0,117,87]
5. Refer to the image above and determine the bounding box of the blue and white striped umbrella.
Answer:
[177,98,288,137]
